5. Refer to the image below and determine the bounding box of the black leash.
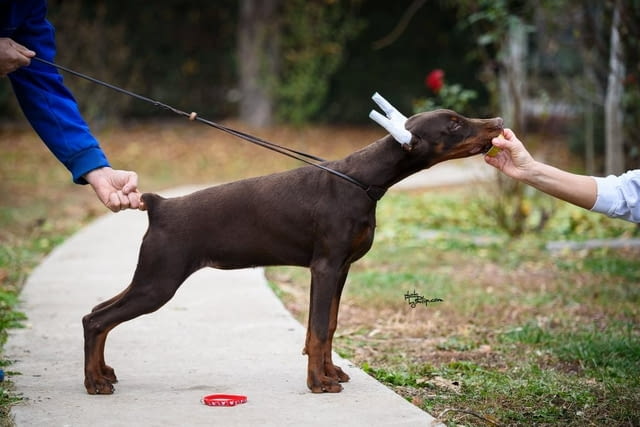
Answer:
[32,57,385,200]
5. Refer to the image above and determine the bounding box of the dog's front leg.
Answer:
[324,267,351,384]
[304,262,349,393]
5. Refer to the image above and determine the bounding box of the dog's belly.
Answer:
[201,239,313,269]
[159,216,314,270]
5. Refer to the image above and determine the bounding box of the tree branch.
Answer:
[371,0,427,50]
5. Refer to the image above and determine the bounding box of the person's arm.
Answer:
[484,129,597,210]
[5,1,141,211]
[512,157,597,210]
[7,1,110,184]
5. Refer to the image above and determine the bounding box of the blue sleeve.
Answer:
[7,0,110,184]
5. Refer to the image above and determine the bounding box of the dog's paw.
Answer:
[332,364,350,383]
[84,377,115,395]
[308,376,344,393]
[101,365,118,383]
[324,362,350,384]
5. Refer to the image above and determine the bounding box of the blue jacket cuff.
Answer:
[68,147,111,184]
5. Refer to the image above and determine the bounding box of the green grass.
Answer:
[0,226,77,420]
[557,248,640,277]
[500,320,640,379]
[347,270,454,306]
[0,244,30,420]
[361,320,640,425]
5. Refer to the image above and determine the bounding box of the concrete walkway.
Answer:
[2,158,497,427]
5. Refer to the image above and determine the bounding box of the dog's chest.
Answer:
[345,215,376,262]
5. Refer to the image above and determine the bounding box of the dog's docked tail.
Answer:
[140,193,166,217]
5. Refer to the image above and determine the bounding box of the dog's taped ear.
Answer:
[369,92,414,150]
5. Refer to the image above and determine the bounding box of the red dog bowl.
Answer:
[201,394,248,407]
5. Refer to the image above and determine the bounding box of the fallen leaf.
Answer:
[429,376,461,394]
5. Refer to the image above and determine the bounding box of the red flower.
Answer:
[425,69,444,93]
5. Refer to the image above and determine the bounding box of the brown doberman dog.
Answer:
[82,95,503,395]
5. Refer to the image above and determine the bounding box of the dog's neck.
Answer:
[330,136,432,192]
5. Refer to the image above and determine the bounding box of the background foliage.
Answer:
[1,1,637,172]
[1,1,638,174]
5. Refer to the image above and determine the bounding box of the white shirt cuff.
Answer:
[591,175,619,215]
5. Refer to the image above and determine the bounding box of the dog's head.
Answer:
[369,93,503,167]
[404,109,504,164]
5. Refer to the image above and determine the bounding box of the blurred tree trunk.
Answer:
[604,0,625,175]
[498,16,527,133]
[237,0,280,127]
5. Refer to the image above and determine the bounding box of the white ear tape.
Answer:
[371,92,408,122]
[369,110,412,144]
[369,92,412,145]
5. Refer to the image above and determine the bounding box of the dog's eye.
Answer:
[448,119,462,132]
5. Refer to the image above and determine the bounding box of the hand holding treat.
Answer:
[485,132,505,157]
[483,128,537,181]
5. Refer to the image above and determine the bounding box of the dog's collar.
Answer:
[365,185,387,201]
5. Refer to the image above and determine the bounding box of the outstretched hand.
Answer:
[483,128,536,181]
[0,38,35,76]
[84,167,145,212]
[484,128,598,211]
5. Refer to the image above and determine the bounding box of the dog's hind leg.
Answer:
[83,241,192,394]
[91,285,131,313]
[304,262,350,393]
[92,287,134,384]
[85,286,133,385]
[83,276,184,394]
